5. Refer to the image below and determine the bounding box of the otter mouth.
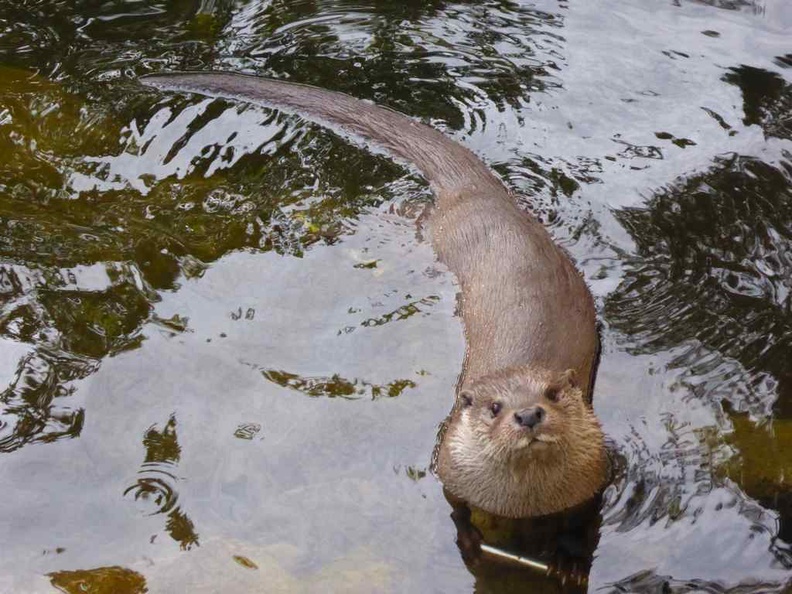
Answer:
[514,434,554,450]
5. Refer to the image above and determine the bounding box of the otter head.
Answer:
[436,365,606,518]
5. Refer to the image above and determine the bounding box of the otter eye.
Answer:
[545,386,561,402]
[490,402,502,417]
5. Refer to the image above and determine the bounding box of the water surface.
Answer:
[0,0,791,592]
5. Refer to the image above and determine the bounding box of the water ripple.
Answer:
[123,415,199,550]
[124,464,181,515]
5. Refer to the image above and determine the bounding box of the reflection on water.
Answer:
[48,566,147,594]
[721,409,792,557]
[123,415,200,550]
[607,570,786,594]
[607,155,792,418]
[0,339,89,453]
[724,65,791,140]
[262,368,416,399]
[604,152,792,575]
[222,0,562,129]
[0,0,791,592]
[449,493,603,593]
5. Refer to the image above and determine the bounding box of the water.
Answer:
[0,0,790,592]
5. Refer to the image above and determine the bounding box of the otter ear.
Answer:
[458,389,474,408]
[560,368,578,389]
[545,369,578,402]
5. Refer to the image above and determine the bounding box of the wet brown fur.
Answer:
[140,72,607,518]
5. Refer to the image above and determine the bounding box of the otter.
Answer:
[140,72,607,518]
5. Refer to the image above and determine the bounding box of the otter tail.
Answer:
[140,72,505,203]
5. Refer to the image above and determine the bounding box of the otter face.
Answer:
[453,367,589,463]
[438,364,606,517]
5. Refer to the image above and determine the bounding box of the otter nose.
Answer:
[514,406,545,429]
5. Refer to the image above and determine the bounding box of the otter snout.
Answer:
[514,406,545,429]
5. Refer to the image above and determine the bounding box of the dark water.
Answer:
[0,0,790,592]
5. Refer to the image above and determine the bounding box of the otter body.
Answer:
[141,72,606,518]
[431,192,597,386]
